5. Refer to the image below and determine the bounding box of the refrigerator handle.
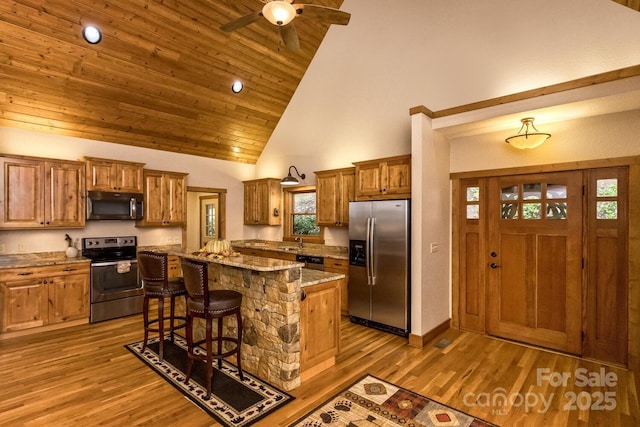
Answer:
[366,217,371,285]
[370,217,376,285]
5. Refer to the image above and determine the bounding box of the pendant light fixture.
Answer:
[505,117,551,149]
[281,165,306,186]
[262,1,297,26]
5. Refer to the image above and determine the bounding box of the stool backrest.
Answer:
[138,251,168,285]
[181,258,209,305]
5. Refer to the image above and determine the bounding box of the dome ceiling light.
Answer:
[505,117,551,149]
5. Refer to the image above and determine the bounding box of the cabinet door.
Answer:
[255,180,272,224]
[1,279,46,332]
[47,273,90,324]
[323,258,350,315]
[355,162,382,198]
[141,172,165,225]
[384,158,411,196]
[0,157,43,228]
[244,182,258,224]
[339,170,355,226]
[87,159,116,191]
[164,173,186,224]
[300,280,340,371]
[167,256,182,278]
[316,172,340,226]
[117,163,144,193]
[45,161,85,228]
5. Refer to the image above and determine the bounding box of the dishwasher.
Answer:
[296,254,324,271]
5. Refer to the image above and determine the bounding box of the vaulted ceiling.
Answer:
[0,1,637,165]
[0,0,344,164]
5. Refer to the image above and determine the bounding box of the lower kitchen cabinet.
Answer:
[300,279,341,381]
[0,263,90,333]
[323,258,349,315]
[167,255,182,278]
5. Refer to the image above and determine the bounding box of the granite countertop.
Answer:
[171,250,305,272]
[301,268,345,287]
[231,240,348,260]
[0,252,91,269]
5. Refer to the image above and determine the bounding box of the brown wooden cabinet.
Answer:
[84,156,144,193]
[0,155,85,229]
[243,178,282,225]
[315,167,355,227]
[354,154,411,200]
[136,169,188,227]
[0,263,90,333]
[323,258,349,315]
[300,279,341,381]
[167,255,182,279]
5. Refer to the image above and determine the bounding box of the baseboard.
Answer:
[408,318,451,349]
[0,318,88,341]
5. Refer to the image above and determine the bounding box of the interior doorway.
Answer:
[185,187,227,252]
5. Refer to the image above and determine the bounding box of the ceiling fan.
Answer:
[220,0,351,50]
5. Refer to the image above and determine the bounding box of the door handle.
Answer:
[490,263,500,269]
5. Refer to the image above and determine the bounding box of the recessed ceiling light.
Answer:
[232,146,240,153]
[82,25,102,44]
[231,80,244,93]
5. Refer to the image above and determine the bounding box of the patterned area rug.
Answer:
[125,335,293,427]
[290,374,498,427]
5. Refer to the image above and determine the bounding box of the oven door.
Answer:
[90,260,142,303]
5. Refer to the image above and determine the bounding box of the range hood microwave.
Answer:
[86,191,144,220]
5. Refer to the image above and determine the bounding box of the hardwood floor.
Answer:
[0,316,637,426]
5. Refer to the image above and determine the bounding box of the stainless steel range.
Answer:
[81,236,143,323]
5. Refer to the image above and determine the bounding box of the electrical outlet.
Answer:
[0,244,5,253]
[17,243,26,253]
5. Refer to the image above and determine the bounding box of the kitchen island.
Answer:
[170,250,344,391]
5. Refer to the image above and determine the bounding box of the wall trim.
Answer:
[410,65,640,119]
[408,318,451,349]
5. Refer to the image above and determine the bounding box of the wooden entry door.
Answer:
[486,171,583,355]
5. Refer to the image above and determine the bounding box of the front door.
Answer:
[486,171,583,355]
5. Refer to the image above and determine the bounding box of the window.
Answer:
[596,178,618,219]
[282,186,324,243]
[500,182,567,220]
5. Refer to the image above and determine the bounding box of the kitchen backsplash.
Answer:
[0,223,182,255]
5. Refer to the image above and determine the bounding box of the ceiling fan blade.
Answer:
[220,10,262,32]
[279,23,300,50]
[293,4,351,25]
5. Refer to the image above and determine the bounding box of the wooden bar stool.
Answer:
[180,257,244,399]
[138,251,187,362]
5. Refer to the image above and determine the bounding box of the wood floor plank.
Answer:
[0,315,637,426]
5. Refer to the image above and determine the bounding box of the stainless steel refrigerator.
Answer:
[348,200,410,337]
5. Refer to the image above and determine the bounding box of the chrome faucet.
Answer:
[296,237,304,249]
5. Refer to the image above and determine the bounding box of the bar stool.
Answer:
[180,257,244,399]
[138,251,187,362]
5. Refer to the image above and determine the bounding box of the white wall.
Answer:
[0,126,254,254]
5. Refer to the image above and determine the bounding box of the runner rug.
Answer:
[289,374,498,427]
[125,335,293,427]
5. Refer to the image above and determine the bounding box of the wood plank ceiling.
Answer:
[0,0,344,164]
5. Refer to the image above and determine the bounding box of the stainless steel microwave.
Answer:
[86,191,144,220]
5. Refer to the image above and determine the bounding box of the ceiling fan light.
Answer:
[262,1,297,26]
[505,117,551,150]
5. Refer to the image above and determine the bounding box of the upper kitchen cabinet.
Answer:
[353,154,411,200]
[0,155,85,229]
[243,178,281,225]
[315,167,355,227]
[83,157,144,193]
[136,169,188,227]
